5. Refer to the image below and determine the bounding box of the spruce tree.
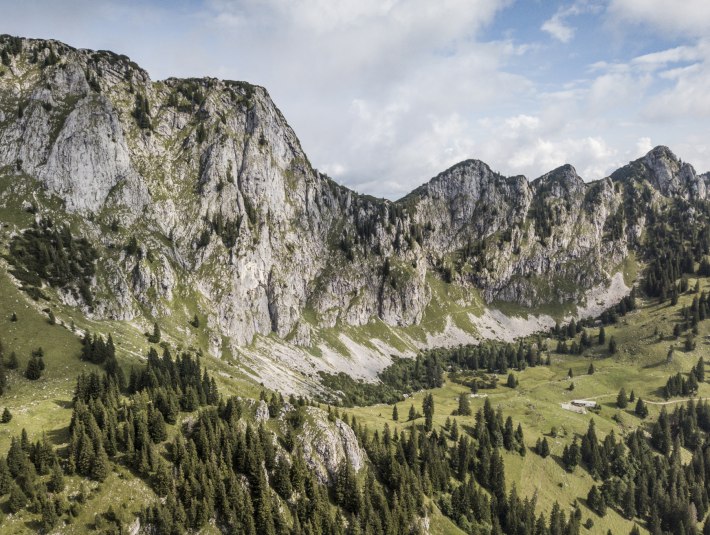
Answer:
[506,373,518,388]
[148,408,167,443]
[39,495,58,531]
[453,393,470,417]
[7,351,18,369]
[423,393,434,432]
[587,485,606,516]
[7,481,27,513]
[408,404,416,421]
[47,460,64,492]
[623,482,637,519]
[695,357,705,382]
[24,356,43,380]
[617,388,628,409]
[392,404,398,421]
[598,326,605,345]
[635,398,648,419]
[148,322,161,344]
[608,336,617,354]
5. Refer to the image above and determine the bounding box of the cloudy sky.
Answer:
[2,0,710,198]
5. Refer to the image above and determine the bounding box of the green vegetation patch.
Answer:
[5,218,96,305]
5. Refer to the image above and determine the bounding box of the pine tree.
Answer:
[24,356,43,380]
[148,322,161,344]
[392,404,398,421]
[623,482,637,519]
[8,482,27,512]
[652,407,672,454]
[458,392,472,416]
[617,388,628,408]
[608,336,617,354]
[588,362,595,375]
[7,351,18,369]
[598,326,605,345]
[152,459,172,496]
[695,357,705,382]
[506,373,518,388]
[587,485,606,517]
[423,393,434,432]
[408,404,416,421]
[148,408,167,443]
[635,398,648,419]
[47,460,64,492]
[40,495,58,531]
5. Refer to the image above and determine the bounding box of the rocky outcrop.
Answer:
[298,407,365,484]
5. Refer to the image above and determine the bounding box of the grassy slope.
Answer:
[346,275,710,535]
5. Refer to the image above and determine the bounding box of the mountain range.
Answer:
[1,35,708,392]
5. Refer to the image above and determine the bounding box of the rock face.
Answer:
[0,36,708,385]
[298,407,365,484]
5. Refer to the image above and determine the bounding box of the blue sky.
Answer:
[2,0,709,198]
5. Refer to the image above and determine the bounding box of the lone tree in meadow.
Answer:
[608,336,617,355]
[635,398,648,419]
[25,356,43,380]
[617,388,628,409]
[506,373,518,388]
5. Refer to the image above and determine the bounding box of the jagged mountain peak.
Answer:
[610,145,707,201]
[532,164,584,197]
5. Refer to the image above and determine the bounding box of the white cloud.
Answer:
[609,0,710,36]
[632,46,702,67]
[636,137,653,156]
[541,1,603,43]
[541,15,575,43]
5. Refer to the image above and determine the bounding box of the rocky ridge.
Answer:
[1,36,709,391]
